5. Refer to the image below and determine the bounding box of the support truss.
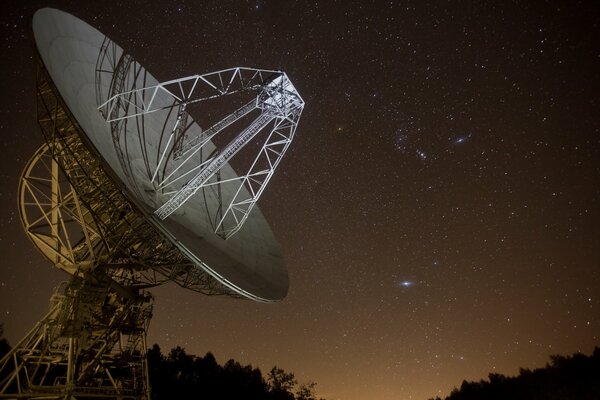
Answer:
[0,277,153,400]
[19,142,102,275]
[98,67,282,123]
[214,114,299,238]
[97,65,304,238]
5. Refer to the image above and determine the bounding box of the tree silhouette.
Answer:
[431,347,600,400]
[3,326,598,400]
[0,325,9,360]
[0,328,325,400]
[267,366,297,399]
[296,381,319,400]
[146,344,324,400]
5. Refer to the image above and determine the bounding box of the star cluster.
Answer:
[0,1,599,399]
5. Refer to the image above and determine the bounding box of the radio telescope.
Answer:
[0,8,304,399]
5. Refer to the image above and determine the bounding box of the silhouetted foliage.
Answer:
[0,325,9,360]
[430,347,600,400]
[267,366,297,400]
[296,382,319,400]
[0,325,11,386]
[148,344,324,400]
[0,328,324,399]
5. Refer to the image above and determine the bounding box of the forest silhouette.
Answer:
[147,344,321,400]
[430,346,600,400]
[0,325,321,399]
[1,326,598,399]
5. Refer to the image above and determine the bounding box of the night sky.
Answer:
[1,1,599,399]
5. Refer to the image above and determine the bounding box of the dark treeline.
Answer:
[431,347,600,400]
[4,324,599,399]
[0,326,321,400]
[148,344,322,400]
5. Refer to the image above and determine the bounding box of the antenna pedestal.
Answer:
[0,274,153,399]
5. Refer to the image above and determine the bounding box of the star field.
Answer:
[1,1,599,399]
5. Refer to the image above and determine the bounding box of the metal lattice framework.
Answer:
[97,65,304,238]
[18,143,99,274]
[0,279,153,400]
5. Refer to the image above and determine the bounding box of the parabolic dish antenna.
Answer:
[32,7,304,301]
[0,7,304,399]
